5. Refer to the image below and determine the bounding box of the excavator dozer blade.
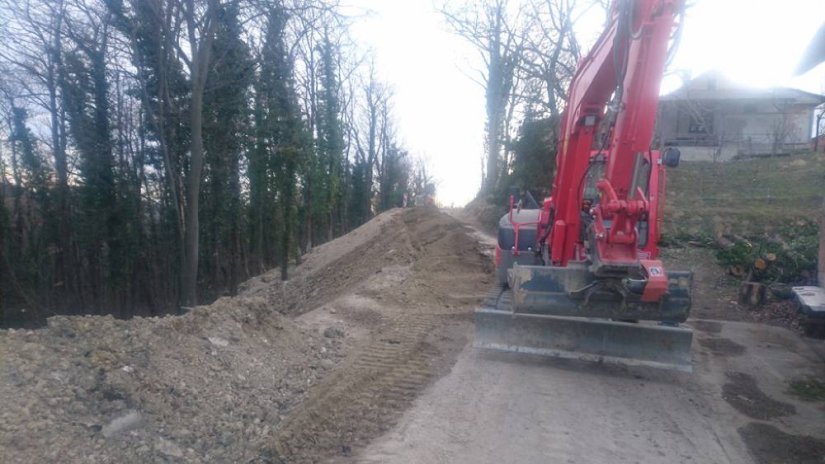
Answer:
[474,308,693,372]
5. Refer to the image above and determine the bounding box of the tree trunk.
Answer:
[281,164,295,281]
[819,197,825,288]
[229,153,241,296]
[182,79,204,307]
[181,1,217,307]
[47,2,73,309]
[482,11,504,193]
[485,114,501,192]
[0,198,4,327]
[739,281,766,306]
[305,175,313,252]
[182,50,210,306]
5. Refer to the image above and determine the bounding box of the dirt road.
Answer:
[347,212,825,464]
[348,322,825,464]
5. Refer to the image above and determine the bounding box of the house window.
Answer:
[689,113,713,134]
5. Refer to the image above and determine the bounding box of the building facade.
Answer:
[656,73,825,161]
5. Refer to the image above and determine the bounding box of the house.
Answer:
[656,72,825,161]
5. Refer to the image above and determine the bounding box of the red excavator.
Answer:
[476,0,693,371]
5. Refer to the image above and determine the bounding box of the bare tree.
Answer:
[518,0,591,118]
[0,0,427,324]
[442,0,608,193]
[349,62,388,221]
[180,0,221,306]
[769,98,799,156]
[108,0,221,306]
[0,0,74,301]
[441,0,526,193]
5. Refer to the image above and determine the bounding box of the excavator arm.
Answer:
[549,0,682,271]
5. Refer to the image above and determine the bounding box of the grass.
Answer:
[788,377,825,402]
[664,152,825,237]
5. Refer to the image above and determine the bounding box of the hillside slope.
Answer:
[665,152,825,237]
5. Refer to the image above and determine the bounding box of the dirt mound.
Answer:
[0,207,493,463]
[0,296,340,463]
[241,209,413,315]
[0,209,409,463]
[265,207,494,463]
[463,196,503,234]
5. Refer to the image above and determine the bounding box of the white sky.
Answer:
[347,0,825,206]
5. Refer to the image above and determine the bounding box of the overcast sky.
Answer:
[345,0,825,206]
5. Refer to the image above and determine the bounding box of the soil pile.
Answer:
[0,296,339,463]
[0,207,493,463]
[266,207,494,463]
[241,209,411,315]
[462,196,503,234]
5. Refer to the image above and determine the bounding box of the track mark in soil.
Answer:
[722,372,796,420]
[691,320,723,334]
[739,422,825,464]
[698,337,745,356]
[261,209,489,463]
[267,312,465,463]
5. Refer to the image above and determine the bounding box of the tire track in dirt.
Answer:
[268,312,461,463]
[264,208,493,463]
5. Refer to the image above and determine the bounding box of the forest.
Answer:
[440,0,609,199]
[0,0,608,326]
[0,0,433,326]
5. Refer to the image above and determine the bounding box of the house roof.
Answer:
[660,72,825,106]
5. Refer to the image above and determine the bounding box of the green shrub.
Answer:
[714,220,818,284]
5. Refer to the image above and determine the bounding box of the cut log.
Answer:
[754,258,767,271]
[728,265,747,278]
[739,281,766,306]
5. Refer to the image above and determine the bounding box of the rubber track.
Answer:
[481,281,511,312]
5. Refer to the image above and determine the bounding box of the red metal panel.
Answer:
[546,0,683,270]
[640,259,668,302]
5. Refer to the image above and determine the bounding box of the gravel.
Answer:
[0,295,343,463]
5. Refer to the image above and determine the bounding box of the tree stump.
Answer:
[739,281,766,306]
